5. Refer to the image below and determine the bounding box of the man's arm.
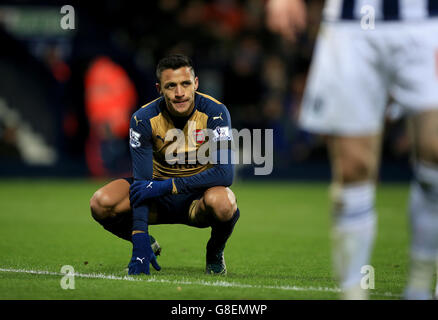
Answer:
[172,150,234,194]
[129,153,234,205]
[128,113,160,275]
[129,114,154,231]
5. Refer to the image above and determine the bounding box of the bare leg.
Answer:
[90,179,131,221]
[327,134,381,299]
[405,110,438,299]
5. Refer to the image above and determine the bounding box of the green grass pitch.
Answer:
[0,179,413,299]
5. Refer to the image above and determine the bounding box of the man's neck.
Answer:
[166,104,196,130]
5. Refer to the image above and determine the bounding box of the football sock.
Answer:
[330,182,376,300]
[404,162,438,300]
[404,257,435,300]
[207,208,240,259]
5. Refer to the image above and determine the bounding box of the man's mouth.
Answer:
[173,100,189,107]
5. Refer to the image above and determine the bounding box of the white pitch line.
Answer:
[0,267,401,298]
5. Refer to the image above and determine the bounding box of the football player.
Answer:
[90,54,240,275]
[267,0,438,299]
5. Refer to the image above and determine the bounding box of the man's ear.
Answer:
[194,77,199,91]
[156,83,161,94]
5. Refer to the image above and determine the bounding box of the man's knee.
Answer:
[90,190,115,221]
[339,153,375,183]
[411,110,438,164]
[90,179,130,221]
[329,136,380,184]
[202,187,237,223]
[416,141,438,165]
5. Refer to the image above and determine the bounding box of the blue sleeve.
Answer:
[129,113,153,232]
[173,160,234,194]
[129,114,153,180]
[173,104,234,194]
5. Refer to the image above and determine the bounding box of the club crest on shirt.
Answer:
[193,129,205,144]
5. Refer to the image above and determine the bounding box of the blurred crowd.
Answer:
[0,0,410,178]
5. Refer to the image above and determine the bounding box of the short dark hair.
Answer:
[156,54,195,83]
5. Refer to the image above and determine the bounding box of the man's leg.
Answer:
[90,179,133,241]
[404,110,438,299]
[188,186,239,275]
[89,179,161,254]
[327,134,381,299]
[436,261,438,299]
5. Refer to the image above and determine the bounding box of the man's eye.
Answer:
[166,84,176,89]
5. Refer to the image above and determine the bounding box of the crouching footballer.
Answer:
[89,54,240,275]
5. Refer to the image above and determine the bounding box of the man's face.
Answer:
[156,66,199,117]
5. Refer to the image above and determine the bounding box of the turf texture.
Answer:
[0,179,414,299]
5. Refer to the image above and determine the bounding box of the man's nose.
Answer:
[175,84,184,97]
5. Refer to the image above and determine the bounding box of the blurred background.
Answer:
[0,0,411,181]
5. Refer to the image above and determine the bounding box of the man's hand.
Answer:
[129,179,173,207]
[266,0,307,42]
[128,232,161,275]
